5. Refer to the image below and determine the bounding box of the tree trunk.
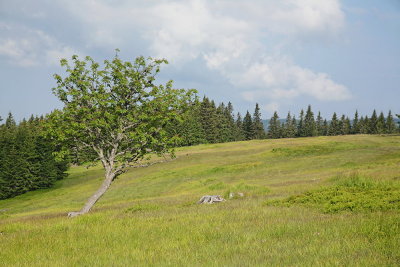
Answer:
[68,171,114,218]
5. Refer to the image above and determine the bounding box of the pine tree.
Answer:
[316,111,323,136]
[328,113,339,136]
[322,119,328,136]
[386,111,396,134]
[292,115,298,137]
[352,110,359,134]
[235,112,245,141]
[0,113,69,199]
[174,99,206,146]
[360,116,370,134]
[369,110,378,134]
[340,115,351,135]
[243,111,254,140]
[225,102,236,142]
[268,111,280,139]
[397,114,400,131]
[297,109,305,137]
[304,105,317,136]
[200,97,218,143]
[216,103,231,143]
[376,112,386,134]
[284,112,296,138]
[252,103,265,139]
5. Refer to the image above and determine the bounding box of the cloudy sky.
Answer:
[1,0,399,121]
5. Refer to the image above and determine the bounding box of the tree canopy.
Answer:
[47,52,196,217]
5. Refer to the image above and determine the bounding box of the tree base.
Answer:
[67,211,84,218]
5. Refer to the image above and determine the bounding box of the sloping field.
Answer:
[0,135,399,266]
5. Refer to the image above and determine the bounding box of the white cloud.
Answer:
[236,57,351,101]
[263,102,280,114]
[136,0,351,103]
[1,0,351,106]
[0,24,78,67]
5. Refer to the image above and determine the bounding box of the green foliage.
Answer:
[267,111,280,138]
[267,105,399,139]
[0,114,68,199]
[267,174,400,213]
[252,103,265,139]
[242,111,254,140]
[303,105,317,136]
[47,52,196,179]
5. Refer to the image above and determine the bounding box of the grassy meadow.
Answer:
[0,135,399,266]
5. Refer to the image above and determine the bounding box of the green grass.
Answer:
[1,135,400,266]
[266,173,400,213]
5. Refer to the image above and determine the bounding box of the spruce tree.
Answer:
[268,111,280,139]
[291,115,298,137]
[284,112,296,138]
[316,111,323,136]
[200,97,218,143]
[322,119,328,136]
[352,110,359,134]
[235,112,245,141]
[216,103,230,143]
[328,113,339,136]
[297,109,305,137]
[340,115,351,135]
[252,103,265,139]
[386,111,396,134]
[369,110,378,134]
[376,112,386,134]
[360,116,370,134]
[304,105,317,136]
[225,102,237,142]
[243,111,254,140]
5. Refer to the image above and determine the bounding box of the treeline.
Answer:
[169,97,266,146]
[0,113,68,199]
[267,105,399,139]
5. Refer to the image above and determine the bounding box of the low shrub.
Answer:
[266,174,400,213]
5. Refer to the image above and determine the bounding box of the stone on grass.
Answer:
[198,195,225,204]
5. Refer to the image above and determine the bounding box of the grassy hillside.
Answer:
[1,135,399,266]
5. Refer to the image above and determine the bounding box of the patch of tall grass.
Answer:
[267,173,400,213]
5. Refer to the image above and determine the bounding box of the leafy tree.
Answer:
[47,52,195,217]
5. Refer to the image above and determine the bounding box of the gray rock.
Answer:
[198,195,225,204]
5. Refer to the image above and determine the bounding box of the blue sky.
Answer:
[0,0,399,121]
